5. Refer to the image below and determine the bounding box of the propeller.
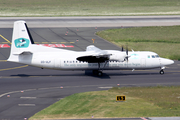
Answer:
[121,46,124,52]
[125,45,129,62]
[121,45,130,62]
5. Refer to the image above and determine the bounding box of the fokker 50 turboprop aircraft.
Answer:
[7,21,174,76]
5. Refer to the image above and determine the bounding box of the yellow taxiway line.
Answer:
[0,60,7,62]
[0,34,11,44]
[0,65,28,71]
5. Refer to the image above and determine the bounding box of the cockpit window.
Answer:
[151,55,160,58]
[152,55,155,58]
[155,55,160,58]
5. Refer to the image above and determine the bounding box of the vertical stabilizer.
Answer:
[8,21,34,62]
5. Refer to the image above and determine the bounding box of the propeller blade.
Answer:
[126,45,128,55]
[126,45,128,62]
[121,46,124,52]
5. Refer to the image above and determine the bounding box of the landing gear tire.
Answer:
[159,70,164,75]
[97,71,103,76]
[92,70,103,76]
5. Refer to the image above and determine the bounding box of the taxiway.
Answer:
[0,16,180,120]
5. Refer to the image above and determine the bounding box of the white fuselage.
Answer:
[12,45,173,71]
[7,21,174,74]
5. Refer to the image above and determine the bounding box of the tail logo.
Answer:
[14,38,30,48]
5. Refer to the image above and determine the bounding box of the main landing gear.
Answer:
[93,70,103,76]
[93,61,108,76]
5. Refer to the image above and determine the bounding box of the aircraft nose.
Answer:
[161,58,174,66]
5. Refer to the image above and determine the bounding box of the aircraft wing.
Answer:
[76,45,112,63]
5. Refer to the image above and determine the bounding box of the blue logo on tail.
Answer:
[14,38,30,48]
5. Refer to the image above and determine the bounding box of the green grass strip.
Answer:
[96,26,180,60]
[0,0,180,16]
[30,86,180,119]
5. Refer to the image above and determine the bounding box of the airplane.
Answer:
[7,21,174,76]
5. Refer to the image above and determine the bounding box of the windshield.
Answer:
[155,55,160,58]
[151,55,160,58]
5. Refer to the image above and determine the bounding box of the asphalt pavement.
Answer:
[0,17,180,120]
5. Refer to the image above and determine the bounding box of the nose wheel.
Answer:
[159,69,164,75]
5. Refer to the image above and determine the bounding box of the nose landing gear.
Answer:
[159,66,165,75]
[159,69,164,75]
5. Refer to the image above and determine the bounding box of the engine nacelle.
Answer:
[109,53,126,62]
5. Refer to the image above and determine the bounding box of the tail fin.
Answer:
[8,21,34,62]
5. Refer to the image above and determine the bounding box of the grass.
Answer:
[30,86,180,119]
[96,26,180,60]
[0,0,180,16]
